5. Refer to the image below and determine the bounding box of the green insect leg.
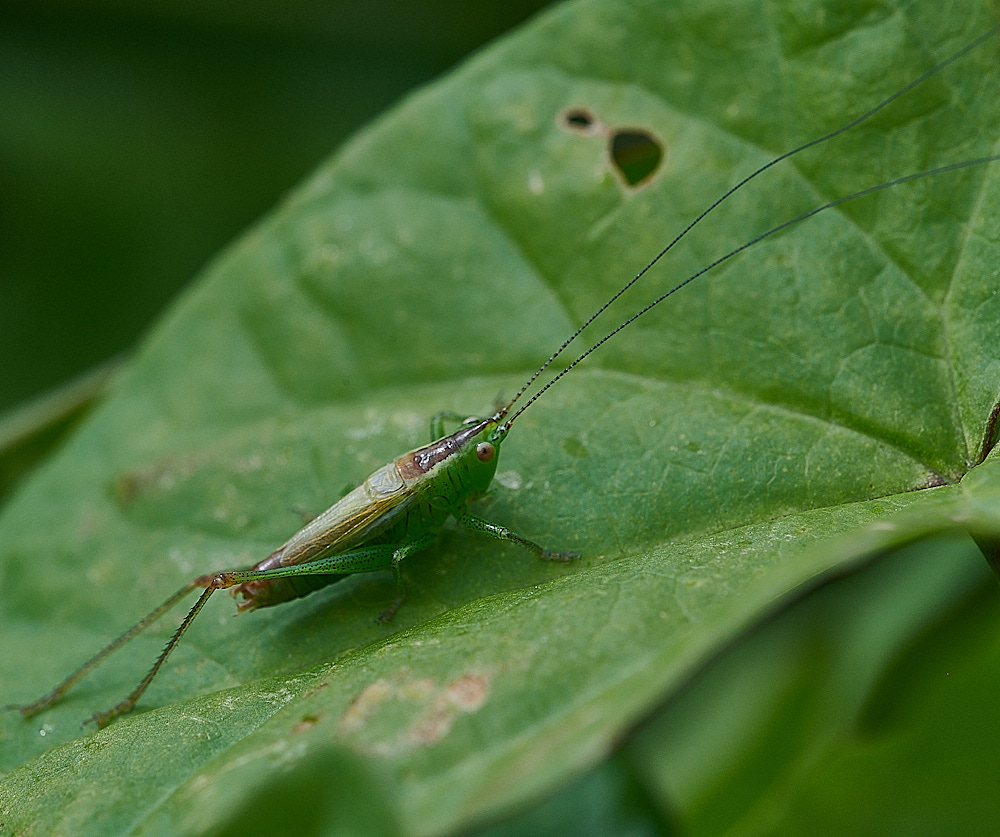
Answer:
[455,507,577,562]
[84,537,438,727]
[378,533,437,622]
[430,411,475,440]
[210,534,438,622]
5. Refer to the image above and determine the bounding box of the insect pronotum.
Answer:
[8,23,1000,729]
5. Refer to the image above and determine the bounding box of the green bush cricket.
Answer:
[8,22,1000,730]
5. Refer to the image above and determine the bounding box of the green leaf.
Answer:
[2,1,999,834]
[623,535,1000,837]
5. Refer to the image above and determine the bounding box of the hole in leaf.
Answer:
[610,129,663,187]
[562,108,597,132]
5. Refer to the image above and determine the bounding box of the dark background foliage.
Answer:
[0,0,555,412]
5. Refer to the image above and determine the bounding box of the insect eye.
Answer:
[476,442,495,463]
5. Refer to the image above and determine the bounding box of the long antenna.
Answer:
[503,153,1000,429]
[499,23,1000,421]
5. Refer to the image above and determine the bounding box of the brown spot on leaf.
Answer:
[293,714,321,734]
[446,673,489,710]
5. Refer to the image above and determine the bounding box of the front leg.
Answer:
[455,507,577,562]
[430,411,477,441]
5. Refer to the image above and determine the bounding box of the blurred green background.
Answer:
[0,0,556,413]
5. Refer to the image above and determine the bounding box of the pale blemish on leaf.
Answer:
[336,670,492,755]
[407,673,492,746]
[337,678,393,734]
[494,469,523,490]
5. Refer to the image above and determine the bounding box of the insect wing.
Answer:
[270,462,413,567]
